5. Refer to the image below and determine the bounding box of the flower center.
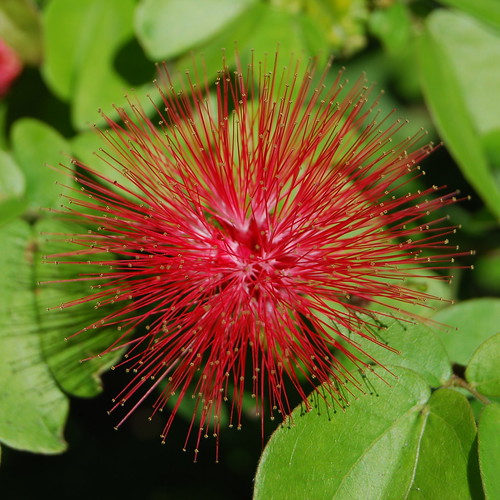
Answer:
[209,214,299,296]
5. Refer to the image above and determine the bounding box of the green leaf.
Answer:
[0,149,24,199]
[0,220,68,454]
[369,2,412,56]
[173,3,327,84]
[0,149,26,226]
[432,298,500,366]
[42,0,91,100]
[254,368,475,499]
[35,218,127,398]
[437,0,500,31]
[417,10,500,220]
[42,0,154,130]
[367,269,455,319]
[0,0,43,65]
[466,333,500,397]
[10,118,71,214]
[427,11,500,139]
[478,403,500,499]
[409,388,483,499]
[335,315,452,387]
[135,0,257,61]
[367,3,421,99]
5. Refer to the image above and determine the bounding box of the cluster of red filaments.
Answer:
[47,52,468,460]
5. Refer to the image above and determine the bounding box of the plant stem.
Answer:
[446,374,491,405]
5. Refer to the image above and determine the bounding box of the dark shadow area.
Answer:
[0,366,276,500]
[5,67,74,138]
[114,38,156,87]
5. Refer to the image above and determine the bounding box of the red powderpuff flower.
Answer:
[48,52,467,460]
[0,39,22,98]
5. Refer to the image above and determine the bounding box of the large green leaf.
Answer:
[366,269,455,320]
[478,403,500,499]
[432,298,500,366]
[0,220,68,454]
[42,0,154,130]
[10,118,71,213]
[173,3,328,86]
[254,368,477,499]
[437,0,500,31]
[408,388,482,498]
[35,218,127,398]
[135,0,257,61]
[466,333,500,397]
[331,314,452,387]
[417,10,500,220]
[426,11,500,139]
[0,149,26,226]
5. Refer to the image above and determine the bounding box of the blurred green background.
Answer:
[0,0,499,498]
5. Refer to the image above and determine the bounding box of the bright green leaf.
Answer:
[437,0,500,31]
[432,298,500,366]
[466,333,500,397]
[42,0,92,100]
[42,0,154,130]
[35,218,127,398]
[135,0,257,61]
[10,118,71,214]
[254,368,475,499]
[173,3,327,85]
[408,389,482,498]
[0,220,68,454]
[478,403,500,499]
[417,10,500,220]
[427,11,500,138]
[333,314,452,387]
[0,149,24,200]
[0,149,26,225]
[367,269,455,319]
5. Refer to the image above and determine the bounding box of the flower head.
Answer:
[0,39,22,98]
[48,52,465,460]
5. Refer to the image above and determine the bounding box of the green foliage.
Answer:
[255,306,499,499]
[478,403,500,499]
[10,118,70,213]
[254,368,480,499]
[0,220,68,454]
[0,149,25,225]
[36,218,127,398]
[417,9,500,220]
[339,315,452,387]
[135,0,257,60]
[42,0,154,130]
[0,0,499,497]
[437,0,500,29]
[466,333,500,397]
[432,298,500,366]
